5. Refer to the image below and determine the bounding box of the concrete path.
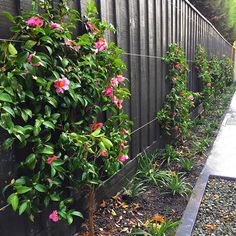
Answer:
[175,91,236,236]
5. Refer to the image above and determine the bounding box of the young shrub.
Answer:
[0,0,131,226]
[195,45,213,109]
[157,44,198,140]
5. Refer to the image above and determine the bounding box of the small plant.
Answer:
[161,145,180,165]
[136,153,171,186]
[128,220,180,236]
[123,178,146,198]
[193,138,210,154]
[180,158,193,172]
[164,172,190,197]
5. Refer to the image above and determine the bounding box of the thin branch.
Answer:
[0,204,10,212]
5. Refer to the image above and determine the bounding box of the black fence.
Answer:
[0,0,234,235]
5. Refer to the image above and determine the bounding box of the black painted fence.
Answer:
[0,0,234,235]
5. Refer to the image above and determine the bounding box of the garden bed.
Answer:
[76,85,236,236]
[192,177,236,236]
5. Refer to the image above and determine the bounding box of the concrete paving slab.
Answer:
[175,92,236,236]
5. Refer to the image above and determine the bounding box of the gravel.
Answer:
[192,177,236,236]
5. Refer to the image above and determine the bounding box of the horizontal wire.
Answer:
[130,117,158,135]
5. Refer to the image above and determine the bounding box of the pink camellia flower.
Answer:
[175,63,181,69]
[110,77,119,87]
[94,38,108,52]
[47,155,58,165]
[64,39,75,47]
[54,76,70,93]
[104,86,113,97]
[116,75,125,83]
[49,210,59,222]
[96,81,100,85]
[112,96,123,109]
[90,122,103,131]
[75,45,81,51]
[188,95,194,101]
[173,111,177,117]
[26,16,44,28]
[27,54,41,67]
[101,150,107,157]
[50,22,63,31]
[122,128,129,135]
[117,154,129,163]
[87,21,95,31]
[120,141,125,150]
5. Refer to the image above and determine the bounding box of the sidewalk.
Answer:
[175,91,236,236]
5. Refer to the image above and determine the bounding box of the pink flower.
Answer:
[101,150,107,157]
[50,22,63,31]
[174,126,180,131]
[173,111,177,117]
[49,210,59,222]
[104,86,113,97]
[110,77,119,87]
[87,21,95,31]
[54,76,70,93]
[75,45,81,51]
[117,154,129,163]
[112,96,123,109]
[122,128,129,135]
[116,75,125,83]
[175,63,181,69]
[188,95,194,101]
[90,122,103,131]
[94,38,108,52]
[120,141,125,150]
[47,155,58,165]
[26,16,44,28]
[64,39,75,47]
[96,81,100,85]
[27,54,41,67]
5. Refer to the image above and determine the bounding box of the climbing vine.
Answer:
[0,0,131,224]
[157,44,198,140]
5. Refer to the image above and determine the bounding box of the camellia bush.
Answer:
[157,44,198,140]
[0,0,131,225]
[195,45,213,108]
[219,55,234,86]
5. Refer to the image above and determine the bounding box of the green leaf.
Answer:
[34,184,47,193]
[2,11,15,23]
[0,92,13,103]
[8,43,17,55]
[50,194,60,201]
[44,121,55,129]
[38,145,54,155]
[15,186,32,194]
[67,215,73,224]
[1,137,14,150]
[19,201,28,215]
[71,211,83,218]
[2,106,15,117]
[91,128,101,137]
[25,40,37,49]
[25,153,36,169]
[101,137,113,149]
[7,193,19,211]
